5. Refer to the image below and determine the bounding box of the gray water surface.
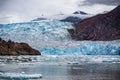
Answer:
[0,56,120,80]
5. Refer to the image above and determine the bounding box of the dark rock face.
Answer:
[69,6,120,41]
[60,16,81,23]
[0,38,40,55]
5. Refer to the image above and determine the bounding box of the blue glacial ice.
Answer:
[39,41,120,55]
[0,20,73,42]
[0,20,120,55]
[0,72,42,79]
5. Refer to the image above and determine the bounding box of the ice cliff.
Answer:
[0,20,119,55]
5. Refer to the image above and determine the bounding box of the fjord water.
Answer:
[0,56,120,80]
[0,20,120,80]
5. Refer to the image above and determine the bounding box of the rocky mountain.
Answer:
[69,6,120,41]
[0,38,40,55]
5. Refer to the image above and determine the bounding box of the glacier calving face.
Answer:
[0,20,120,55]
[39,41,120,55]
[0,20,73,42]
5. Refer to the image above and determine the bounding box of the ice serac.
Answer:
[0,38,40,55]
[69,6,120,41]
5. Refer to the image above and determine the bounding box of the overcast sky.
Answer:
[0,0,119,23]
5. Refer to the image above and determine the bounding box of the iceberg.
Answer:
[0,72,42,79]
[0,20,120,55]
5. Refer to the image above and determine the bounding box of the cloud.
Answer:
[0,0,82,23]
[0,0,118,23]
[77,4,116,14]
[82,0,120,5]
[1,0,81,15]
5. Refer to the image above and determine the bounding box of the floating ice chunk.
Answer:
[0,72,42,79]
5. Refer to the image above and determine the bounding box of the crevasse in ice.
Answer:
[0,20,120,55]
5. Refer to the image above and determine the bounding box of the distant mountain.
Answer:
[31,11,91,23]
[73,11,88,15]
[60,11,88,23]
[32,17,47,21]
[60,16,81,23]
[69,6,120,41]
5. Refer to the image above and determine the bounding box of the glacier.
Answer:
[39,42,120,55]
[0,20,73,41]
[0,20,120,55]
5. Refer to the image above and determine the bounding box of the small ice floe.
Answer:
[67,62,79,65]
[0,72,42,79]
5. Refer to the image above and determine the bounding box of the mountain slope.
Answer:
[69,6,120,41]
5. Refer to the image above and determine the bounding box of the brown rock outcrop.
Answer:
[69,6,120,41]
[0,38,40,55]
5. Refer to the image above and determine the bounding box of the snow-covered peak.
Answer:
[73,11,88,15]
